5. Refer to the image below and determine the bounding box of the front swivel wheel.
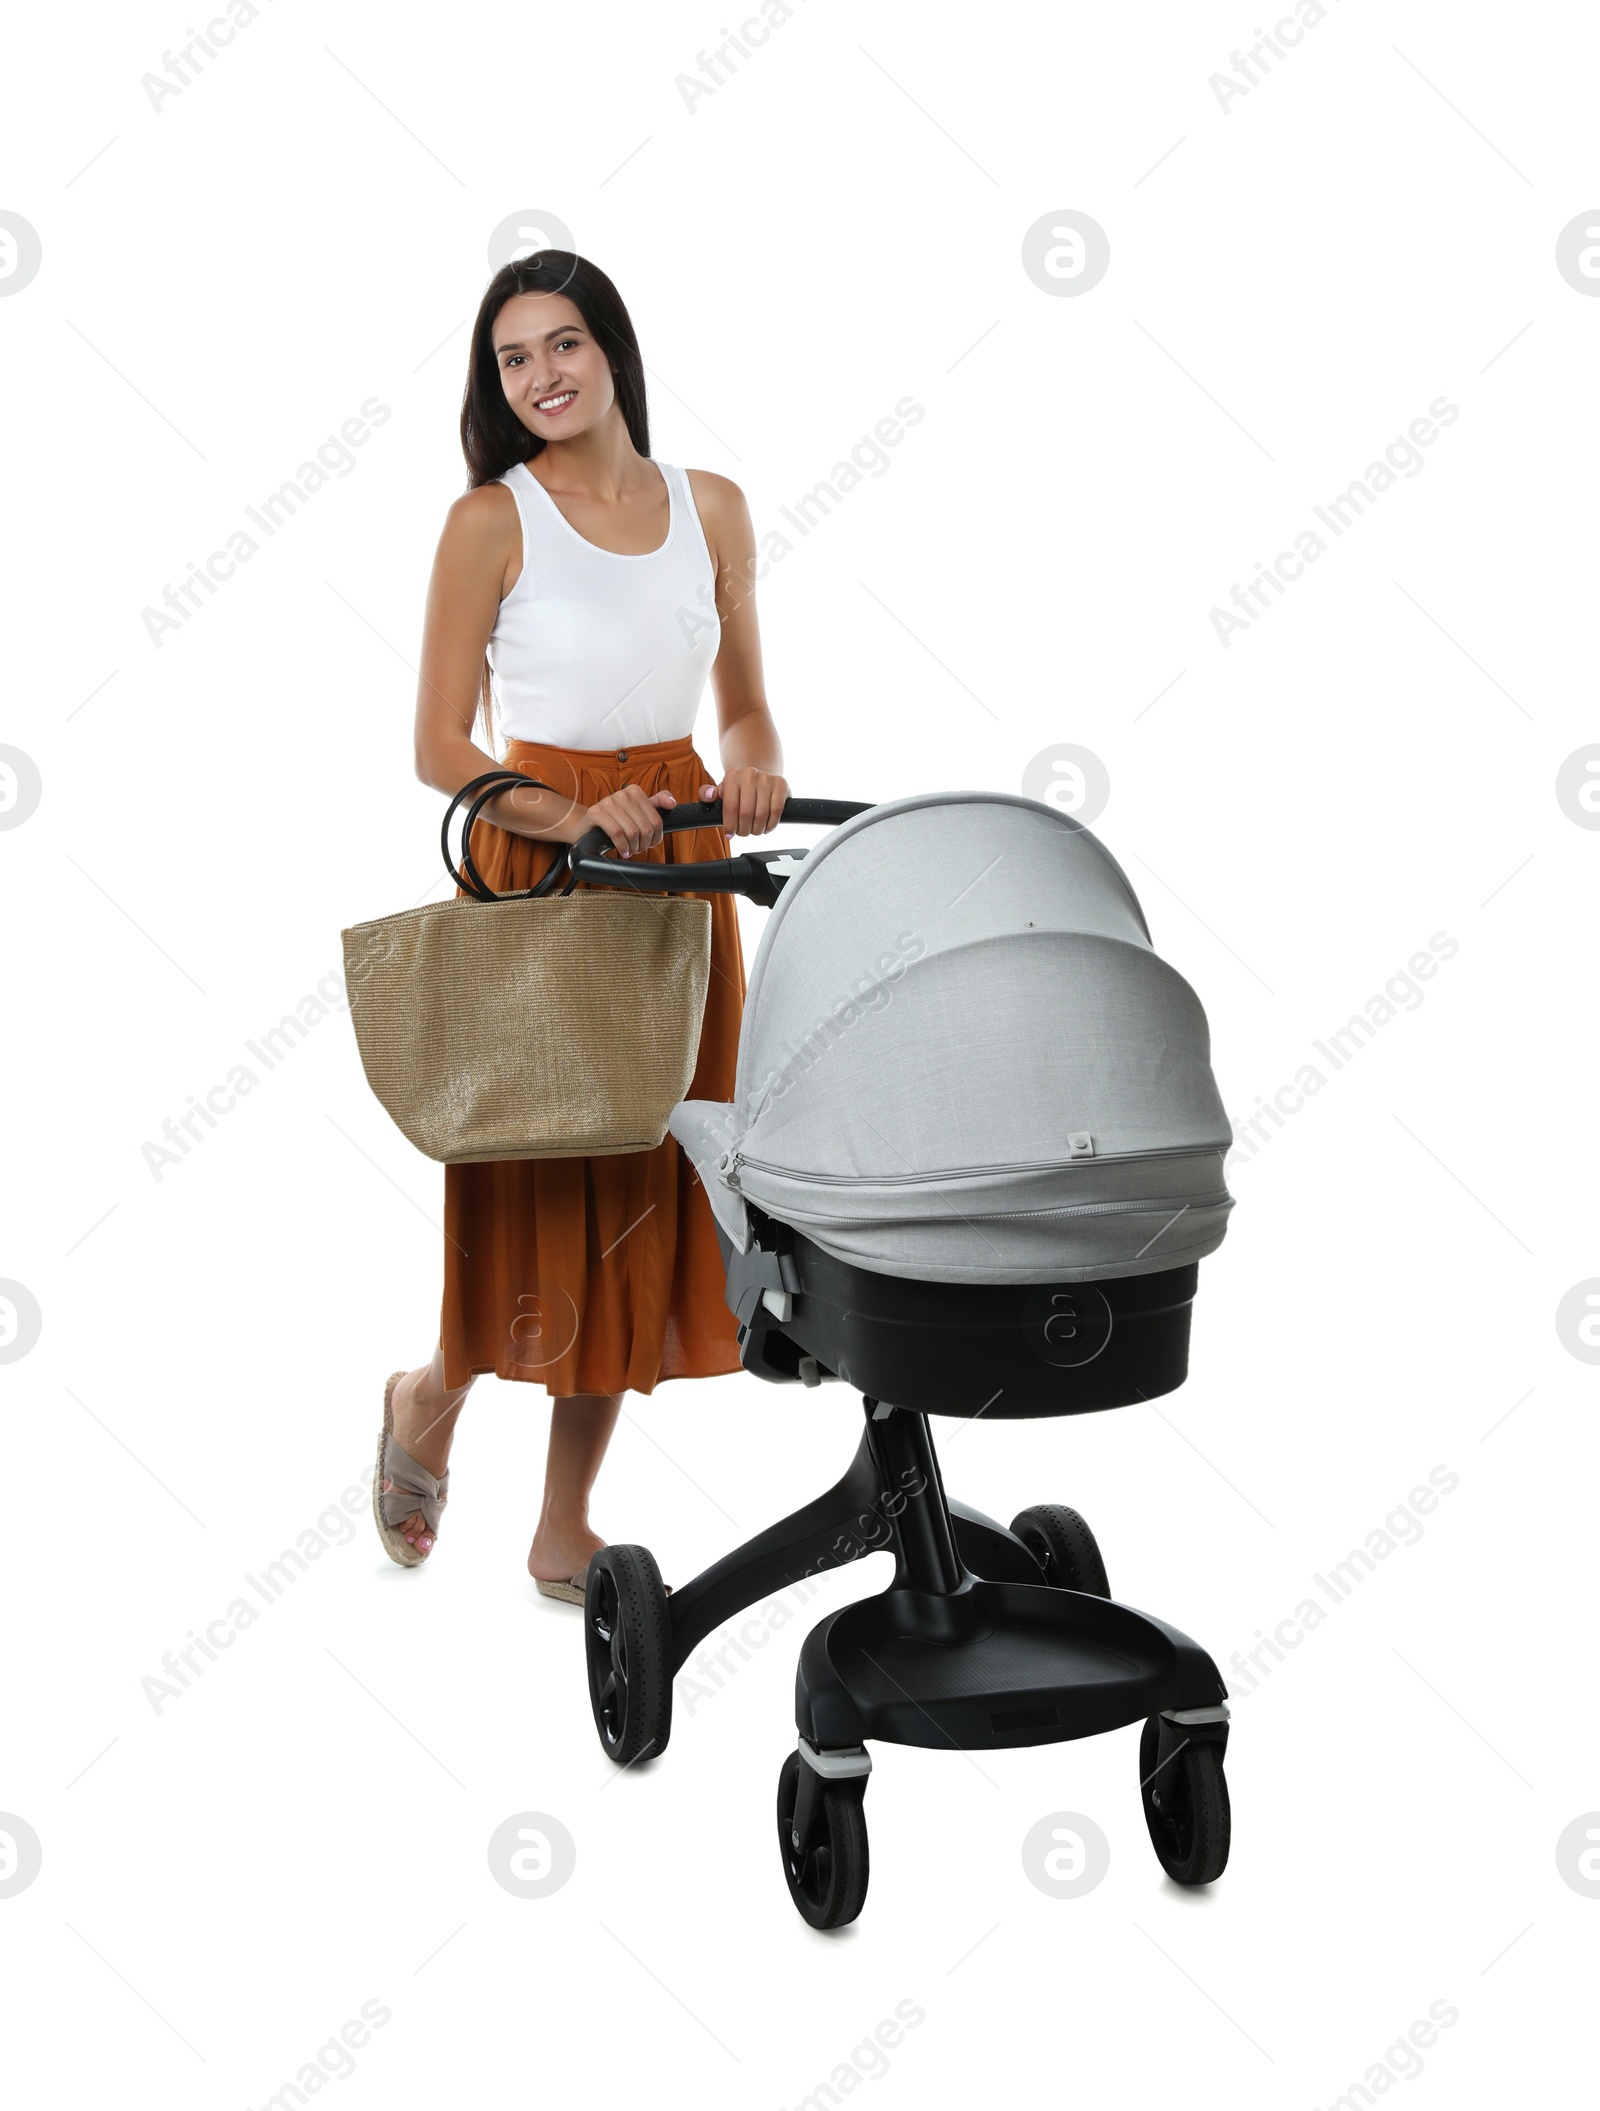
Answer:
[1139,1717,1230,1884]
[776,1750,869,1928]
[584,1545,673,1766]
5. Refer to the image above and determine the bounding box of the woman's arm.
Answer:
[412,486,597,842]
[688,471,789,836]
[411,487,571,836]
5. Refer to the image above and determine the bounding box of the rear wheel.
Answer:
[1138,1717,1230,1884]
[584,1546,673,1766]
[1010,1503,1111,1596]
[776,1751,869,1929]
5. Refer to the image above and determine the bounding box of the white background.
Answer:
[3,0,1595,2102]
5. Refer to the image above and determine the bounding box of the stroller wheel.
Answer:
[1009,1503,1111,1597]
[584,1546,673,1767]
[776,1751,869,1929]
[1138,1717,1230,1885]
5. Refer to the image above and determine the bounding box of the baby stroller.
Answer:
[562,788,1237,1927]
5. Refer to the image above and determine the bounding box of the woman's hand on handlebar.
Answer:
[698,765,789,836]
[585,784,678,859]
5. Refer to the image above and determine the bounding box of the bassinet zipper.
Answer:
[719,1142,1228,1186]
[759,1190,1234,1227]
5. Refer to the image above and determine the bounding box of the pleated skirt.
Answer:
[439,732,747,1396]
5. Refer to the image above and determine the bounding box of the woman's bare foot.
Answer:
[526,1392,622,1584]
[528,1517,673,1595]
[527,1510,606,1587]
[521,1391,669,1593]
[385,1357,470,1558]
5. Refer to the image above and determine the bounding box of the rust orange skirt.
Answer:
[439,733,747,1397]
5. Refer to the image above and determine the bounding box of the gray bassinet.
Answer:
[669,791,1234,1285]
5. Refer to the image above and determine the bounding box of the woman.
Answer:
[375,250,788,1598]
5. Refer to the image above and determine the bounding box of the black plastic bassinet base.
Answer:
[713,1207,1199,1419]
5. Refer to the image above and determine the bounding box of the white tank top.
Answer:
[486,458,718,749]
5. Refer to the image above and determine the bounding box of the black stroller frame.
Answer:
[561,796,1233,1928]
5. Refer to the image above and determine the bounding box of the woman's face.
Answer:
[493,291,616,442]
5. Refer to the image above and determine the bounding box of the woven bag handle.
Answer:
[440,770,573,903]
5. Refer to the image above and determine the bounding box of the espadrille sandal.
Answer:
[374,1369,450,1567]
[534,1564,673,1605]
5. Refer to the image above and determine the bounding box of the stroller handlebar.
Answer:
[563,796,874,906]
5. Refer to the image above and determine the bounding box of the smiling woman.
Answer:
[367,250,791,1603]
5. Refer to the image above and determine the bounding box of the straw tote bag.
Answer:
[340,770,712,1164]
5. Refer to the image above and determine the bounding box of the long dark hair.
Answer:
[460,251,650,753]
